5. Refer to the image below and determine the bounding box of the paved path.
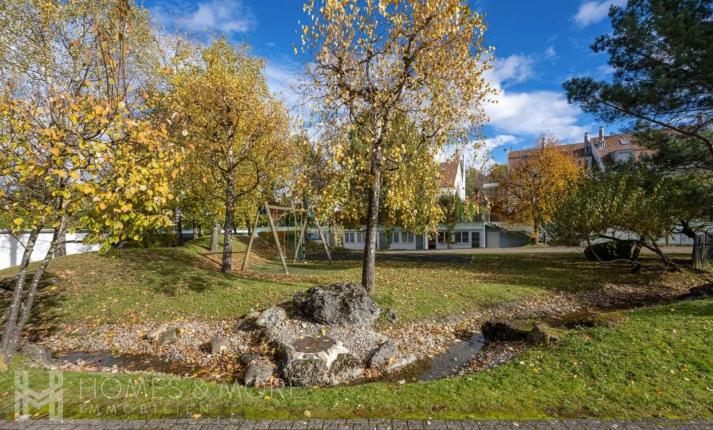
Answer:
[1,419,711,430]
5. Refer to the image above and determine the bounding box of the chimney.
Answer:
[584,132,590,154]
[598,127,605,148]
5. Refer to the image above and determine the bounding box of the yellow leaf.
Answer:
[13,218,23,226]
[49,147,60,156]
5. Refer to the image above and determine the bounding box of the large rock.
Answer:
[526,323,562,346]
[482,320,564,347]
[328,354,364,385]
[255,307,286,329]
[282,357,328,387]
[210,336,230,354]
[369,341,400,368]
[278,335,361,386]
[481,320,535,342]
[20,343,57,368]
[293,283,380,326]
[676,283,713,301]
[145,326,179,346]
[384,354,417,373]
[244,360,274,387]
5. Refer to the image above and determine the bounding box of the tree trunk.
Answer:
[533,224,540,245]
[681,223,704,269]
[210,220,220,253]
[632,241,642,261]
[0,228,40,360]
[8,217,66,354]
[222,181,235,273]
[174,208,183,246]
[361,147,383,293]
[55,229,67,257]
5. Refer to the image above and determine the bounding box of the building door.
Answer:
[471,231,480,248]
[416,234,424,250]
[428,233,437,249]
[486,230,500,248]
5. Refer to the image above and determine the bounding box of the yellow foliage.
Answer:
[502,135,582,239]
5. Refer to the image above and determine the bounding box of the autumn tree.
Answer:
[291,134,336,220]
[328,113,444,238]
[550,167,680,267]
[0,0,179,360]
[502,135,581,244]
[166,39,292,272]
[301,0,494,291]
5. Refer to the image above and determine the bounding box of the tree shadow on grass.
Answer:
[0,271,67,341]
[104,247,232,297]
[106,245,300,298]
[299,251,687,295]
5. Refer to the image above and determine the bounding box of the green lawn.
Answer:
[0,239,710,420]
[0,237,690,325]
[1,298,711,420]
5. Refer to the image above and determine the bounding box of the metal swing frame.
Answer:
[240,202,332,275]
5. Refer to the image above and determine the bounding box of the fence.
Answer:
[0,230,100,271]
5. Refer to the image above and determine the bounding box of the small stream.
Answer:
[53,334,489,384]
[54,351,197,376]
[419,333,485,381]
[54,294,692,384]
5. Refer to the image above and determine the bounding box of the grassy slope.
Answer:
[0,238,682,325]
[1,299,711,419]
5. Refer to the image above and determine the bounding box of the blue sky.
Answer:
[145,0,625,168]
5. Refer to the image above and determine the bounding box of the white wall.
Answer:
[0,231,100,271]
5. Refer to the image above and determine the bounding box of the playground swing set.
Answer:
[240,202,332,275]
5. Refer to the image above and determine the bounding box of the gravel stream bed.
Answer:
[40,278,699,382]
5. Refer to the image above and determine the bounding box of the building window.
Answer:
[454,231,469,244]
[472,232,481,248]
[615,151,633,163]
[392,232,400,243]
[438,231,447,243]
[402,232,414,243]
[345,231,365,243]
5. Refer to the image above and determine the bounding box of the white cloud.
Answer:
[438,135,517,170]
[471,135,518,169]
[486,90,586,142]
[265,62,299,105]
[486,55,535,87]
[572,0,626,28]
[155,0,256,36]
[484,55,587,144]
[264,60,318,136]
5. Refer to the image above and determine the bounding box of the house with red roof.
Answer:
[508,127,653,170]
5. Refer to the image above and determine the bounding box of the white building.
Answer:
[0,230,100,270]
[340,153,527,250]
